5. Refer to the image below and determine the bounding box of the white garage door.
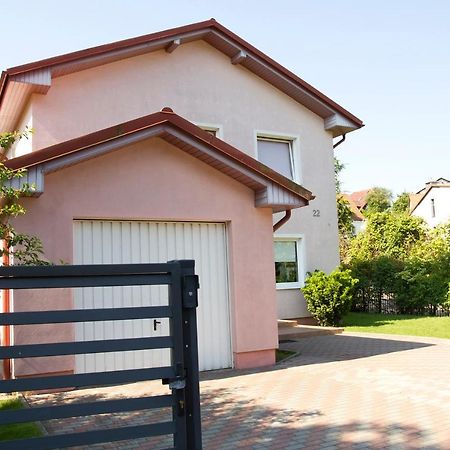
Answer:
[73,220,232,372]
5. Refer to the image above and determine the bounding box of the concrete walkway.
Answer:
[26,332,450,449]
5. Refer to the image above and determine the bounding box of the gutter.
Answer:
[273,209,292,232]
[333,134,346,149]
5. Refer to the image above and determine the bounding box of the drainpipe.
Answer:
[1,240,11,380]
[273,209,292,232]
[333,134,346,149]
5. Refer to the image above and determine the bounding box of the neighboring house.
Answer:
[340,194,366,234]
[0,19,363,377]
[410,178,450,228]
[348,189,371,213]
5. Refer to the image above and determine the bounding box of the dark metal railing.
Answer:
[0,260,202,449]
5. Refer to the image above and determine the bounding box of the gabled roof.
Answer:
[5,108,313,213]
[410,178,450,214]
[0,19,363,136]
[340,194,365,221]
[349,189,371,210]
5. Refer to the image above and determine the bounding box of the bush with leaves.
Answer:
[0,129,48,265]
[364,187,392,216]
[349,212,426,261]
[396,222,450,312]
[391,192,410,214]
[347,220,450,314]
[302,269,358,326]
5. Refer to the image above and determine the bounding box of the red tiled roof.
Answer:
[348,189,371,209]
[340,194,365,221]
[5,108,314,204]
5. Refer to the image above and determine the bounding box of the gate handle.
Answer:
[153,319,161,331]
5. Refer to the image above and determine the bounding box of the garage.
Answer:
[73,219,232,372]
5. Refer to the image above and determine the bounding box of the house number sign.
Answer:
[313,209,320,217]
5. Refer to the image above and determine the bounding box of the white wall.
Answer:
[412,187,450,228]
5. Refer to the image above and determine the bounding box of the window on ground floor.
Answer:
[274,236,304,289]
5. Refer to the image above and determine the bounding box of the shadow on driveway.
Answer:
[26,385,430,450]
[201,333,434,382]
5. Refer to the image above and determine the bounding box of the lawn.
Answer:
[343,312,450,339]
[0,396,42,442]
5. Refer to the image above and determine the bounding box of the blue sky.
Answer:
[2,0,449,196]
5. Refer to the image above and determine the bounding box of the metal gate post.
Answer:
[179,260,202,449]
[168,262,187,449]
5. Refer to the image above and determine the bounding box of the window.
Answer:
[274,236,304,289]
[203,128,217,137]
[256,136,298,181]
[196,123,222,139]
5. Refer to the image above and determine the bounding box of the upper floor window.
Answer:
[256,136,298,182]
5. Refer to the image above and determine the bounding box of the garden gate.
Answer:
[0,260,202,449]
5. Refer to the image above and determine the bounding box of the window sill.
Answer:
[276,282,303,290]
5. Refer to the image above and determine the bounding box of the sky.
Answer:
[1,0,449,197]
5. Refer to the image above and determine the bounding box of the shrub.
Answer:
[349,212,426,261]
[302,269,358,326]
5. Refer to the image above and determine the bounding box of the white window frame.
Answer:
[255,130,301,184]
[195,122,224,139]
[274,234,305,290]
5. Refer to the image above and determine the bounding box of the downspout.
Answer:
[333,134,346,149]
[1,240,11,380]
[273,209,292,232]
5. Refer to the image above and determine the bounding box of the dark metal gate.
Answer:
[0,260,202,449]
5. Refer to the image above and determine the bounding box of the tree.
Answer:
[0,129,48,265]
[349,212,426,261]
[364,187,392,216]
[391,192,410,214]
[334,157,345,193]
[334,158,354,261]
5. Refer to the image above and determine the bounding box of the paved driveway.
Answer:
[27,332,450,449]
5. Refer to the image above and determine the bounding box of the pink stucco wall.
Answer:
[12,137,278,376]
[24,40,339,321]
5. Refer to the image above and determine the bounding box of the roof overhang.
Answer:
[0,19,363,136]
[5,108,314,213]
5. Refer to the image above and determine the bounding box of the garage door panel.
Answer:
[74,220,231,372]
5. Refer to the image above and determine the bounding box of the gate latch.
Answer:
[162,363,186,390]
[182,274,200,308]
[169,378,186,390]
[162,376,186,390]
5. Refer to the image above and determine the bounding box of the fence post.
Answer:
[179,260,202,450]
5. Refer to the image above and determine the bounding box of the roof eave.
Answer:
[5,110,313,210]
[0,19,363,133]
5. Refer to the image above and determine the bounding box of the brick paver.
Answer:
[26,332,450,449]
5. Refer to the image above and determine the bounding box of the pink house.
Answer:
[0,19,363,377]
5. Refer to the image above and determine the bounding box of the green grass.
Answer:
[0,396,42,442]
[343,312,450,339]
[276,349,296,362]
